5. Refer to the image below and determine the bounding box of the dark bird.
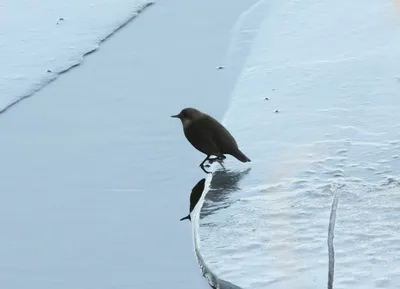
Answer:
[171,107,251,173]
[180,178,206,222]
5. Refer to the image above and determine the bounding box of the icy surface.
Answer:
[0,0,153,112]
[197,0,400,288]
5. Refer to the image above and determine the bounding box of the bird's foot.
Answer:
[200,164,212,174]
[207,158,218,164]
[208,156,225,164]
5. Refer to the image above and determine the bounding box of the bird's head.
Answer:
[171,108,202,126]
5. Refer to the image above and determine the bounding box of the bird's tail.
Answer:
[233,149,251,163]
[180,214,191,221]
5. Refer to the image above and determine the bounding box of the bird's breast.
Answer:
[182,118,192,129]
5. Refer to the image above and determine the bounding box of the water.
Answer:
[0,0,259,288]
[195,0,400,288]
[0,0,153,113]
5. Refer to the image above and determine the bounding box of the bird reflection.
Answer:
[180,178,206,222]
[200,168,251,219]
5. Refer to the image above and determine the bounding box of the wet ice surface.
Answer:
[0,0,269,286]
[196,0,400,288]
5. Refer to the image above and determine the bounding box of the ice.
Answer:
[0,0,153,113]
[196,0,400,288]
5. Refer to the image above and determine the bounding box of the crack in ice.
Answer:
[327,191,340,289]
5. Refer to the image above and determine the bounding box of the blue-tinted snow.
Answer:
[0,0,153,112]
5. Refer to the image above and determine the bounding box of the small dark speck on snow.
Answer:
[217,66,224,70]
[47,69,52,73]
[265,97,269,100]
[275,110,279,113]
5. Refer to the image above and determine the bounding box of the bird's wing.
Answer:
[184,121,222,157]
[197,116,238,152]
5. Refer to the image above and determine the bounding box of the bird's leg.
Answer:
[207,157,219,164]
[199,155,211,168]
[217,155,226,163]
[200,165,212,174]
[199,155,212,174]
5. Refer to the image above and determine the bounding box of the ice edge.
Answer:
[0,1,155,115]
[189,1,266,285]
[192,174,243,289]
[193,169,342,289]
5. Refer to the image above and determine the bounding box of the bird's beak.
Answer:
[171,114,179,118]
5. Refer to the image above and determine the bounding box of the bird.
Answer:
[180,178,206,222]
[171,107,251,173]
